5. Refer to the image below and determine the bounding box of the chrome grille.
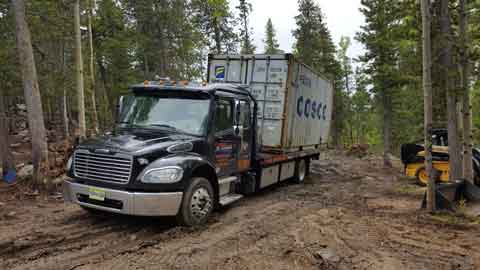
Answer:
[73,150,133,184]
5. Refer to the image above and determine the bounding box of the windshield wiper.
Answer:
[150,124,201,137]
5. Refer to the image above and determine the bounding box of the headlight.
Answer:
[141,166,183,183]
[66,156,73,171]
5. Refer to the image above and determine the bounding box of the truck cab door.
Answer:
[235,100,252,171]
[214,97,238,176]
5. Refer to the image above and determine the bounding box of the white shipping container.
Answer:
[208,54,333,151]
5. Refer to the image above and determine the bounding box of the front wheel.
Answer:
[415,167,428,186]
[177,177,214,227]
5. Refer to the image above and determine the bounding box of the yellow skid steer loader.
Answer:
[401,129,480,186]
[401,129,480,216]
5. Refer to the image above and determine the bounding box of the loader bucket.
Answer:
[421,180,480,216]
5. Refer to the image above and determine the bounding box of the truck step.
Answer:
[218,176,237,185]
[219,194,243,206]
[219,176,238,197]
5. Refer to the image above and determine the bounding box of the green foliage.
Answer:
[191,0,238,54]
[356,0,423,154]
[0,1,19,93]
[292,0,343,146]
[263,18,281,54]
[237,0,255,54]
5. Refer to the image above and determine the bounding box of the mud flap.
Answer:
[421,180,480,216]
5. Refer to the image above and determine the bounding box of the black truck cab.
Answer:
[64,81,317,226]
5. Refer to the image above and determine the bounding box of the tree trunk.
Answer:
[440,0,461,182]
[332,83,342,148]
[75,0,86,138]
[12,0,49,188]
[459,0,473,182]
[0,90,15,180]
[213,17,222,54]
[61,45,69,138]
[87,0,99,134]
[421,0,435,212]
[383,90,392,167]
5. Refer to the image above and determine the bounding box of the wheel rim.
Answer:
[190,187,212,221]
[418,169,428,184]
[298,160,306,182]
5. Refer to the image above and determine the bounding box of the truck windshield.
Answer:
[118,95,210,136]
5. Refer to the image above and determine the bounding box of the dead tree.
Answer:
[74,0,86,138]
[459,0,473,182]
[12,0,49,188]
[87,0,99,134]
[421,0,435,212]
[440,0,461,182]
[0,91,15,179]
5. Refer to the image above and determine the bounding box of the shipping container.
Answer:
[207,54,333,151]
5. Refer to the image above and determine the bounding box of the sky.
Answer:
[230,0,365,61]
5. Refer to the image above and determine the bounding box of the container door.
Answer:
[245,57,289,148]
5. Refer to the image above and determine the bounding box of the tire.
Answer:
[177,177,214,227]
[415,167,428,186]
[293,159,308,184]
[474,170,480,187]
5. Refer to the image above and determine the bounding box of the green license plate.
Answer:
[88,187,106,201]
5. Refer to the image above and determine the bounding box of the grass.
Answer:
[394,181,425,196]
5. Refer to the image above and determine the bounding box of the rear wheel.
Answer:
[177,177,214,227]
[294,159,308,183]
[415,167,428,186]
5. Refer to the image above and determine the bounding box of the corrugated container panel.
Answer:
[208,54,333,151]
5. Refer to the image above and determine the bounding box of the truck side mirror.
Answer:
[115,96,125,123]
[235,102,241,125]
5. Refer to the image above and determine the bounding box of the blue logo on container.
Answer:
[215,66,225,80]
[297,96,327,120]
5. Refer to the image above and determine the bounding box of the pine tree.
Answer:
[263,18,281,54]
[357,0,403,166]
[191,0,238,54]
[293,0,342,147]
[237,0,255,54]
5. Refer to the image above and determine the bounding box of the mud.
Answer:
[1,152,479,270]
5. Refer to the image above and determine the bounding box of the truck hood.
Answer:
[77,129,200,155]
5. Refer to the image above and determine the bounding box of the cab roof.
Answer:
[129,82,252,97]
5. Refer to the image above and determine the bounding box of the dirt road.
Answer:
[1,153,479,270]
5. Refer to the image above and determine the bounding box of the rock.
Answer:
[315,247,340,263]
[18,165,33,178]
[52,176,66,185]
[16,163,25,169]
[55,157,64,167]
[16,104,26,111]
[363,176,376,181]
[17,129,29,137]
[10,143,21,148]
[6,211,16,217]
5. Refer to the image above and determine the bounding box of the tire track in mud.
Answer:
[0,210,179,270]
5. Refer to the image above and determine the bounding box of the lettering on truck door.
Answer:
[214,97,238,176]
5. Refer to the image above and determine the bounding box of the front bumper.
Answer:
[63,180,183,216]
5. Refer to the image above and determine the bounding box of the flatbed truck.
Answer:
[63,54,333,226]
